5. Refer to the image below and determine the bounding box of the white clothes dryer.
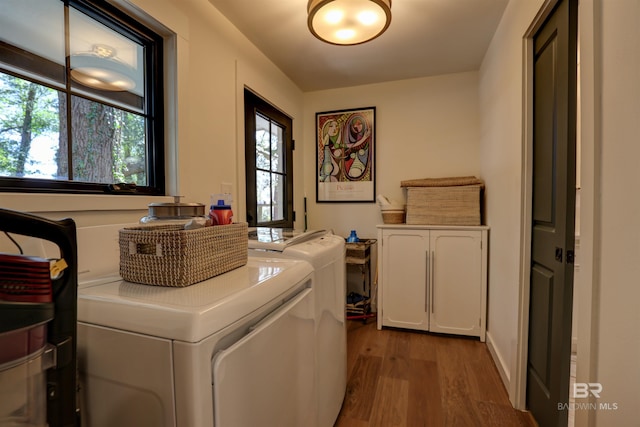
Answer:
[248,228,347,427]
[77,256,317,427]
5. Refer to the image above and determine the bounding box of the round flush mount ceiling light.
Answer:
[70,44,136,92]
[308,0,392,46]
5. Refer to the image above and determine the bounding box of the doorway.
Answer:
[525,0,578,425]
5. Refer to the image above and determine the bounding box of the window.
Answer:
[244,89,294,228]
[0,0,164,194]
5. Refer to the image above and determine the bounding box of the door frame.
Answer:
[514,1,599,426]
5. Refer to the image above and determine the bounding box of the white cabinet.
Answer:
[376,225,488,341]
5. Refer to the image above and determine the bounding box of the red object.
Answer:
[209,200,234,225]
[0,253,52,303]
[0,253,52,364]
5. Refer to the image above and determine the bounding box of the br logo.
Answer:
[573,383,602,399]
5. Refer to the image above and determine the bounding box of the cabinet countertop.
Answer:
[377,224,490,231]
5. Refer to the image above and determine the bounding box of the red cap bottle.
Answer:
[209,200,233,225]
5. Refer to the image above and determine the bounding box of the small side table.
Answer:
[345,239,377,321]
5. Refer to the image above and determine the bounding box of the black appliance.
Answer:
[0,208,79,426]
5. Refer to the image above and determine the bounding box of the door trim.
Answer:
[514,0,559,410]
[515,3,598,427]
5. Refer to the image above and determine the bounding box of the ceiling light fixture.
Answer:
[308,0,392,46]
[70,44,136,92]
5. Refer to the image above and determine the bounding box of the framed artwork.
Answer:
[316,106,376,202]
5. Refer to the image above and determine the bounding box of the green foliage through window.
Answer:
[0,0,164,194]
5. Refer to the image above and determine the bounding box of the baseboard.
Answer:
[486,331,511,393]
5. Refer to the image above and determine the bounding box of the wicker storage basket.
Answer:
[381,210,405,224]
[405,185,482,226]
[119,222,248,287]
[400,176,483,188]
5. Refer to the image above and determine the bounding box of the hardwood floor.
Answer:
[334,320,537,427]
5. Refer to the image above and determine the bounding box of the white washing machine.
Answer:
[75,225,318,427]
[248,227,347,427]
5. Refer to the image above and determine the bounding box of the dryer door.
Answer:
[212,286,316,427]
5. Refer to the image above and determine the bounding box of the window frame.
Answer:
[0,0,165,195]
[244,89,294,228]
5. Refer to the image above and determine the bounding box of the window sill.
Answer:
[0,192,173,213]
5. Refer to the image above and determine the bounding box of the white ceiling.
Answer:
[207,0,509,92]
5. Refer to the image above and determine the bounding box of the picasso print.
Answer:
[316,107,376,202]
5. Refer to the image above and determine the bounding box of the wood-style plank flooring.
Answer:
[334,319,537,427]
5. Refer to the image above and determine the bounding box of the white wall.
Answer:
[303,72,482,240]
[477,0,545,400]
[0,0,305,228]
[590,0,640,424]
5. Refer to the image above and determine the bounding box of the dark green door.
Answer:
[527,0,577,425]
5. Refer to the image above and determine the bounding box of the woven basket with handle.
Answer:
[119,222,248,287]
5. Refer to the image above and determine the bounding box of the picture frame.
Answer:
[316,106,376,203]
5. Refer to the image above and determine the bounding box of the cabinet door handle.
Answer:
[431,251,435,314]
[425,250,430,313]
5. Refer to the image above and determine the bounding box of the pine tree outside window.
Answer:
[0,0,164,194]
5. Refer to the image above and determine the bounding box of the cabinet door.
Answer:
[381,230,429,330]
[429,230,483,337]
